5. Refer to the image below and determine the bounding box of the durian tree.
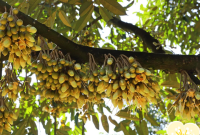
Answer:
[0,0,200,135]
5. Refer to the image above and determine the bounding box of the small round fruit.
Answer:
[28,27,37,33]
[0,30,5,38]
[16,19,23,26]
[11,28,18,34]
[2,12,8,18]
[0,18,7,25]
[74,63,81,70]
[19,25,26,32]
[12,34,19,40]
[7,15,14,22]
[9,21,15,27]
[0,24,6,30]
[13,8,19,15]
[6,30,12,37]
[107,58,113,65]
[129,56,134,63]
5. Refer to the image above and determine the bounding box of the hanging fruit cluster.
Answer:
[42,101,66,117]
[30,48,92,109]
[100,54,160,110]
[30,44,160,115]
[0,96,18,133]
[0,62,34,100]
[0,7,41,70]
[170,71,200,120]
[0,64,23,101]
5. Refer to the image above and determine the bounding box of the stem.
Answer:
[54,115,56,135]
[82,121,85,135]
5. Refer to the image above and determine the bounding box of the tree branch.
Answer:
[1,0,200,73]
[187,71,200,85]
[93,6,165,54]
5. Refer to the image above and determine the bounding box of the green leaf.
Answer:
[79,1,93,17]
[73,5,94,32]
[144,113,160,126]
[134,122,143,135]
[141,120,148,135]
[57,126,71,135]
[44,119,52,134]
[195,20,200,31]
[29,119,38,135]
[116,110,140,121]
[51,10,57,28]
[140,4,145,10]
[97,104,104,114]
[70,109,75,121]
[19,76,25,81]
[28,0,42,14]
[58,10,71,27]
[156,130,167,134]
[108,116,118,126]
[68,0,81,5]
[120,123,130,135]
[31,6,41,19]
[92,115,99,130]
[129,129,137,135]
[102,43,115,50]
[167,103,176,121]
[20,2,29,14]
[59,126,72,131]
[12,120,26,135]
[114,124,122,132]
[99,0,126,15]
[101,115,109,133]
[99,6,113,22]
[59,0,68,3]
[158,100,166,115]
[75,113,79,127]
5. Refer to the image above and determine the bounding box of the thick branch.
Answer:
[187,71,200,85]
[93,7,165,53]
[1,0,200,73]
